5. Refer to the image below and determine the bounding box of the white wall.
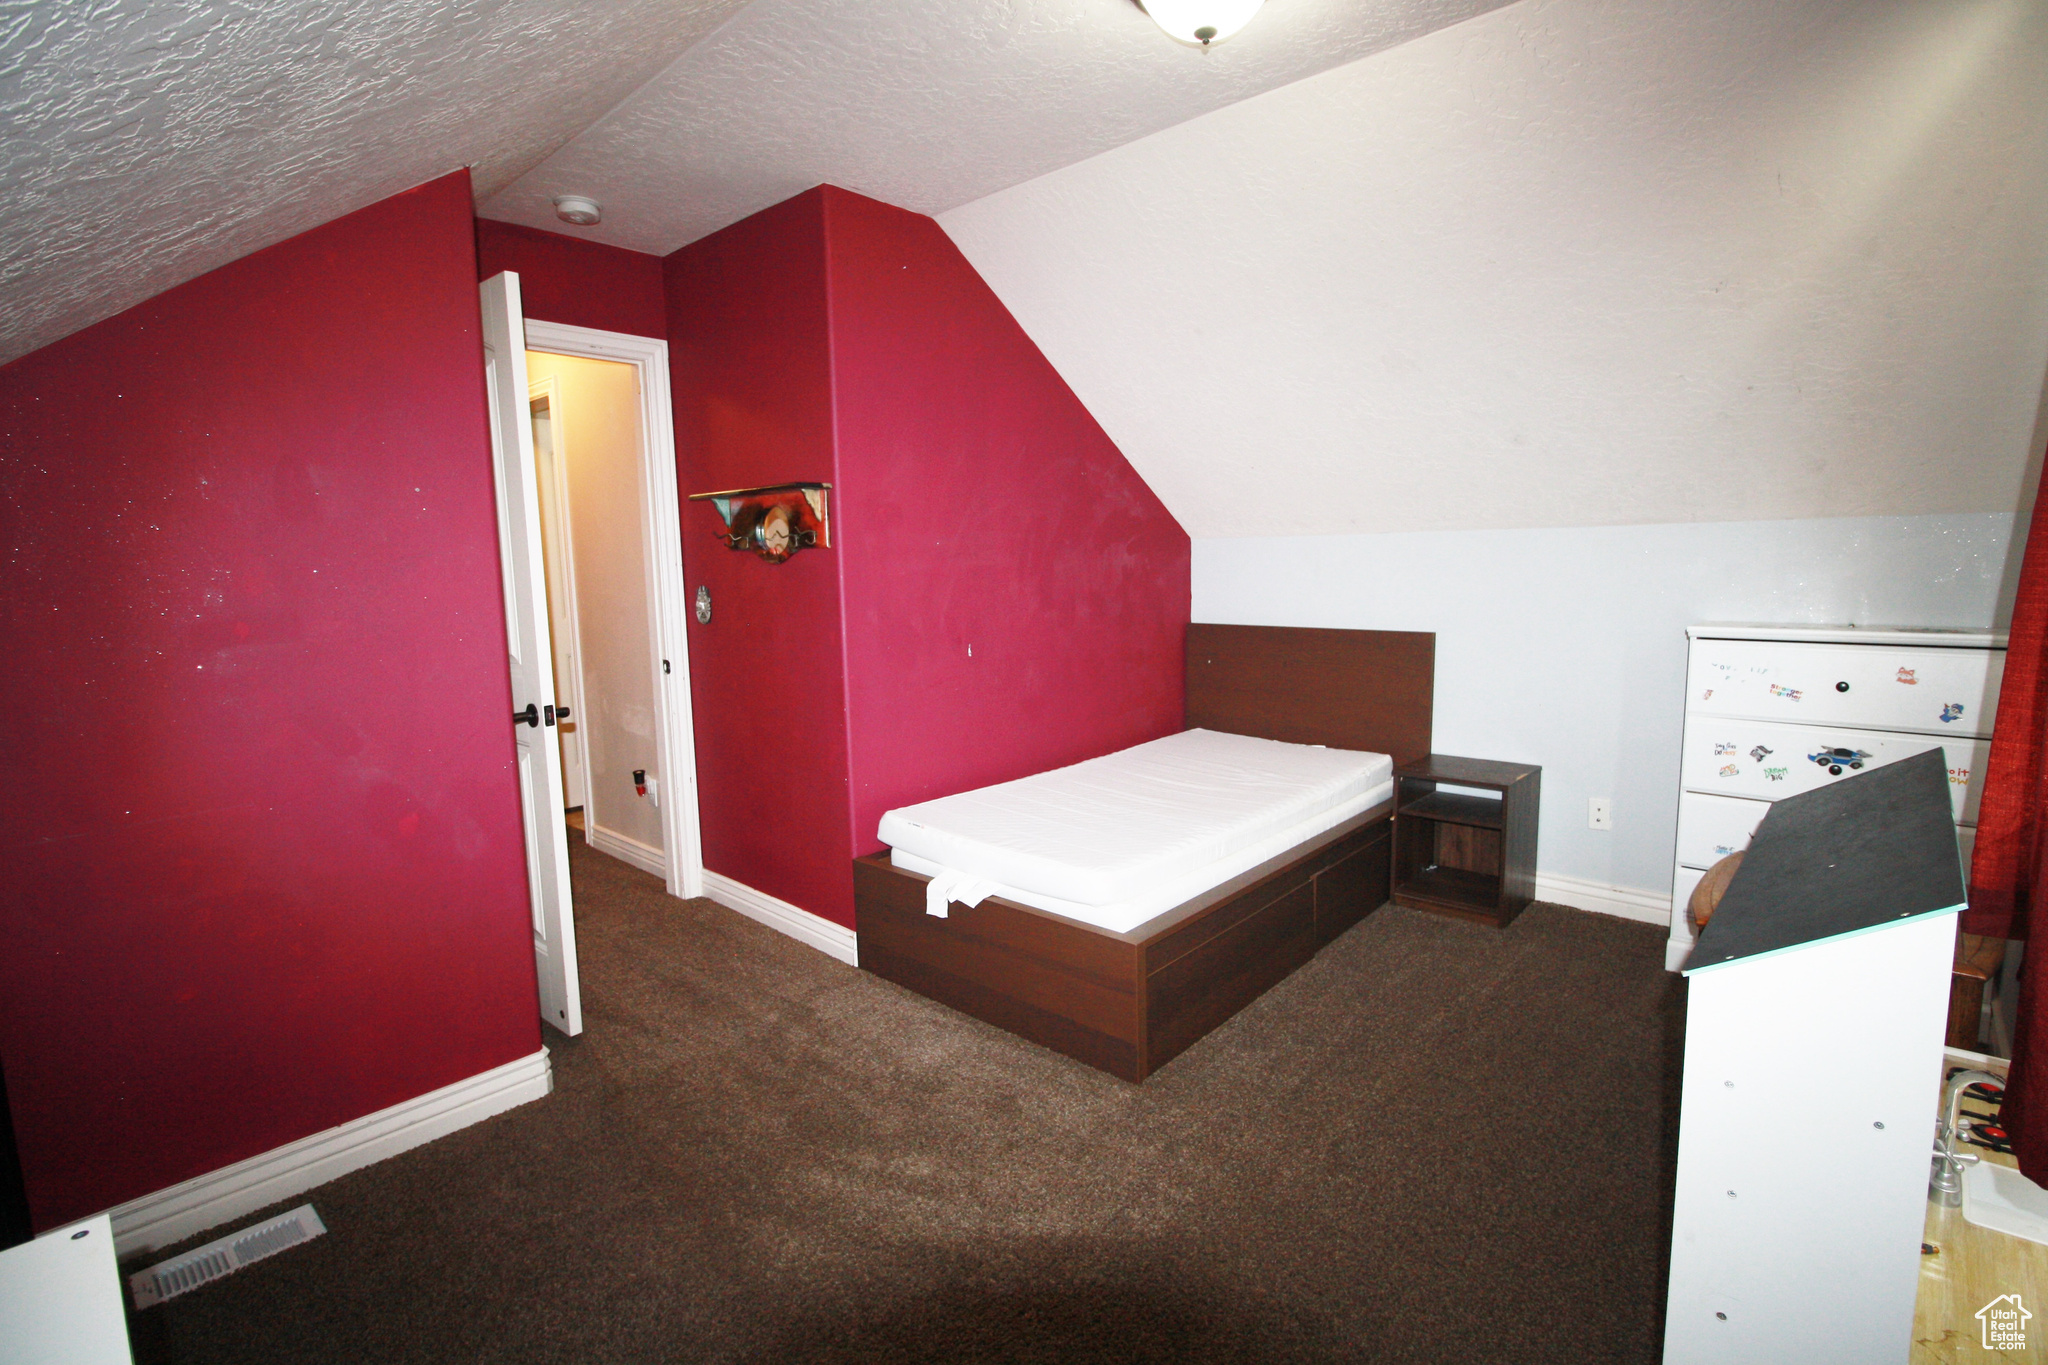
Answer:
[941,0,2048,537]
[1195,513,2016,902]
[936,0,2048,914]
[527,351,665,860]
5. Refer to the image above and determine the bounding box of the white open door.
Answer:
[527,381,591,818]
[481,271,583,1037]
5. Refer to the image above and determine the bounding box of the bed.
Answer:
[853,625,1435,1081]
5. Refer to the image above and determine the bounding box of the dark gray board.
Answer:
[1685,748,1964,973]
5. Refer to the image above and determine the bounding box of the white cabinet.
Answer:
[1666,626,2005,972]
[0,1215,133,1365]
[1665,908,1958,1362]
[1663,750,1963,1364]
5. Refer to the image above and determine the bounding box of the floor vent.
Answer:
[129,1204,327,1309]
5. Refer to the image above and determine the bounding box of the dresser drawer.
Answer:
[1675,791,1771,870]
[1670,864,1705,945]
[1676,788,1973,871]
[1679,718,1987,823]
[1687,639,2002,738]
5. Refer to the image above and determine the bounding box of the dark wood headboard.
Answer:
[1185,625,1434,768]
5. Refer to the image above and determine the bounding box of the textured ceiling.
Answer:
[1,0,1513,367]
[0,0,750,366]
[477,0,1515,253]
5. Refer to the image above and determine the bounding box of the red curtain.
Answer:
[1967,464,2048,1178]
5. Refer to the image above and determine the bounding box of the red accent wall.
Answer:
[662,186,1188,929]
[823,187,1189,854]
[664,191,857,924]
[476,219,666,339]
[0,172,541,1229]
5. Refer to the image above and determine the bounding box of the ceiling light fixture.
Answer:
[1137,0,1264,48]
[553,194,602,226]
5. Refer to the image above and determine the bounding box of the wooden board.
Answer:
[1186,623,1434,767]
[1913,1057,2048,1362]
[856,626,1434,1082]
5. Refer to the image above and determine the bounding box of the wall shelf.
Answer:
[1395,790,1504,829]
[687,482,830,563]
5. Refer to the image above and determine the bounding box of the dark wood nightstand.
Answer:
[1392,755,1540,928]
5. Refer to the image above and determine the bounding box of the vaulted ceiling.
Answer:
[0,0,1509,366]
[943,0,2048,536]
[11,0,2043,541]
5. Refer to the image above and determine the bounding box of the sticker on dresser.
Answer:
[1675,791,1771,871]
[1686,639,2003,738]
[1681,719,1987,824]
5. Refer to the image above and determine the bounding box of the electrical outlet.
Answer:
[1589,797,1613,830]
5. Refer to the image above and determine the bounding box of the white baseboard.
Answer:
[105,1048,552,1258]
[1534,870,1673,928]
[587,824,666,878]
[701,870,859,966]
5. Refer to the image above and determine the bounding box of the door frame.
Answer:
[523,319,704,901]
[525,373,592,816]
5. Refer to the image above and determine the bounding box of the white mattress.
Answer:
[877,728,1394,934]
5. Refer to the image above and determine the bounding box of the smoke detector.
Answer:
[553,195,602,226]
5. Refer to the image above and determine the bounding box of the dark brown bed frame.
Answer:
[854,625,1435,1082]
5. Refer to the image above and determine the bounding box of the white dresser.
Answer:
[1666,625,2006,973]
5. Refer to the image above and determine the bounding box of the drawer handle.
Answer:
[1836,681,1850,692]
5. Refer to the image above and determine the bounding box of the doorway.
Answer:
[528,353,664,877]
[524,319,704,902]
[481,271,703,1040]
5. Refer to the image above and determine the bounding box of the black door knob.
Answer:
[1836,681,1850,692]
[514,703,539,727]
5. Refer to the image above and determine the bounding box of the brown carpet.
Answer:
[128,839,1685,1364]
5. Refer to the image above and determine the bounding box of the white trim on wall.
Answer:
[1532,871,1672,929]
[104,1049,551,1258]
[523,319,704,901]
[588,826,665,879]
[702,871,859,966]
